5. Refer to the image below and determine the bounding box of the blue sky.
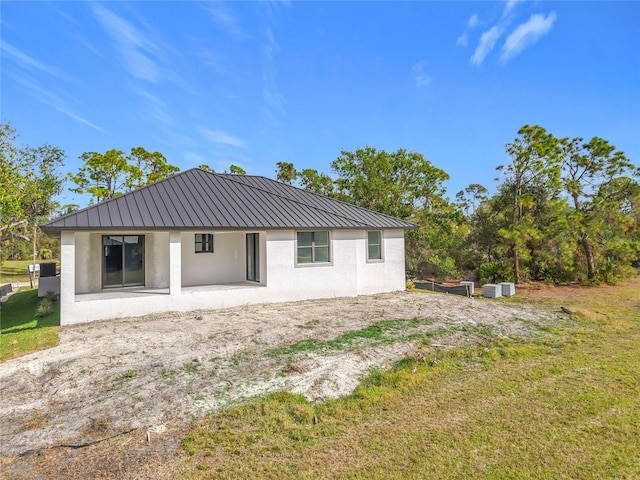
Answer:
[2,1,639,208]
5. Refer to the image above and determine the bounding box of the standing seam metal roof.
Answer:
[40,168,418,233]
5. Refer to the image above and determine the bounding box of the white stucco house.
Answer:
[41,168,417,325]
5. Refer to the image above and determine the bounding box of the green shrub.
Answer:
[476,260,511,284]
[35,298,53,317]
[44,291,58,302]
[424,255,459,280]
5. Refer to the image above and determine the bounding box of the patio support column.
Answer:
[169,231,181,296]
[60,231,75,326]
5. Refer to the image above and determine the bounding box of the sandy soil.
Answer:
[0,290,560,473]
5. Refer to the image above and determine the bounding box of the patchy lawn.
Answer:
[1,278,638,479]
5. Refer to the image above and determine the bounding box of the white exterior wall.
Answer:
[74,232,100,293]
[147,232,170,288]
[60,231,75,320]
[181,232,246,287]
[60,228,406,325]
[73,231,170,294]
[356,229,406,295]
[260,230,359,301]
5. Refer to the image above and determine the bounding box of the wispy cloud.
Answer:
[471,26,503,66]
[14,75,104,132]
[1,41,71,81]
[501,12,556,63]
[206,4,248,40]
[92,3,161,82]
[200,128,247,148]
[261,26,285,122]
[456,32,469,48]
[132,87,176,127]
[503,0,525,18]
[412,61,432,88]
[456,13,480,47]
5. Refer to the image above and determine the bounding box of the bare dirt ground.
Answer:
[1,290,562,479]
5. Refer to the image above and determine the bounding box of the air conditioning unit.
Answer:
[39,262,57,278]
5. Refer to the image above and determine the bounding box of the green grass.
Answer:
[0,259,59,283]
[181,278,640,479]
[0,288,60,362]
[271,318,445,357]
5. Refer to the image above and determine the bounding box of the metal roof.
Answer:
[41,168,418,233]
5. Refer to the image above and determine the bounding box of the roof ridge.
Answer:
[215,172,417,228]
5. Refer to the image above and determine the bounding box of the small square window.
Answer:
[195,233,214,253]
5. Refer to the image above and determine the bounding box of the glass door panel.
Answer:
[103,237,124,287]
[123,236,145,286]
[246,233,259,282]
[103,235,145,288]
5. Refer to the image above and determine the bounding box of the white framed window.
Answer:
[195,233,214,253]
[367,230,383,262]
[296,231,331,265]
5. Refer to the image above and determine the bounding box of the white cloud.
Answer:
[200,128,247,148]
[471,26,502,66]
[14,75,104,132]
[92,3,161,82]
[412,61,432,88]
[501,12,557,63]
[1,41,70,80]
[206,5,248,40]
[261,26,285,122]
[456,14,480,48]
[456,32,468,47]
[503,0,524,18]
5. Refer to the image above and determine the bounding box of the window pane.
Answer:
[195,233,213,252]
[314,231,329,246]
[315,246,329,263]
[368,231,380,245]
[368,244,381,260]
[297,246,313,263]
[297,232,313,247]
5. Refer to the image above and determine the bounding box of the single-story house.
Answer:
[40,168,417,325]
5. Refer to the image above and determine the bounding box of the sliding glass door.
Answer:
[103,235,145,288]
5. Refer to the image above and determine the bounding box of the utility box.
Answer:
[499,282,516,297]
[483,284,502,299]
[39,276,60,298]
[39,262,57,278]
[460,281,475,296]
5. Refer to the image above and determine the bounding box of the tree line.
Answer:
[1,121,638,284]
